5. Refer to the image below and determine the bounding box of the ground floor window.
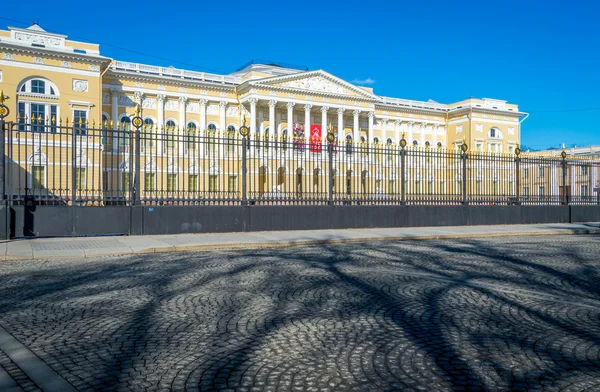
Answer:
[31,165,45,189]
[209,175,218,192]
[122,172,131,192]
[228,176,237,192]
[144,173,155,192]
[189,174,198,192]
[167,174,177,192]
[75,168,86,190]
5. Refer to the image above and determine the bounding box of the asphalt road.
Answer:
[1,234,600,391]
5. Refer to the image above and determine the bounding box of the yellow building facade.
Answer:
[0,23,533,204]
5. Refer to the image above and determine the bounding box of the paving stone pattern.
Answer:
[1,235,600,391]
[0,347,41,391]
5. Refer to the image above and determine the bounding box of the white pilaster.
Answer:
[408,121,414,145]
[304,104,312,157]
[157,94,165,154]
[110,88,119,152]
[381,119,388,143]
[286,101,294,137]
[199,99,207,132]
[395,121,401,144]
[219,101,227,159]
[179,96,187,156]
[420,123,426,145]
[433,124,438,145]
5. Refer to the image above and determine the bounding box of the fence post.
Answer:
[400,140,406,205]
[241,135,247,206]
[328,136,334,206]
[561,150,567,205]
[515,146,521,205]
[0,106,7,240]
[131,108,143,206]
[461,143,468,205]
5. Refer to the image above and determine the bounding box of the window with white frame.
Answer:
[538,166,544,178]
[539,186,545,199]
[17,78,59,132]
[73,110,87,135]
[581,165,589,176]
[581,184,589,197]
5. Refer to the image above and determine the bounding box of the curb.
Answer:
[4,228,600,262]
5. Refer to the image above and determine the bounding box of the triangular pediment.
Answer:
[252,70,377,100]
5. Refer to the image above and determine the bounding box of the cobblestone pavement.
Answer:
[1,235,600,391]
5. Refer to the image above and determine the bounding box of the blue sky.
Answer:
[2,0,598,149]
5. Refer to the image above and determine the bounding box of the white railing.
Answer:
[379,96,447,112]
[111,61,240,85]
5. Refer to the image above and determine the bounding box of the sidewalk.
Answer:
[1,222,599,261]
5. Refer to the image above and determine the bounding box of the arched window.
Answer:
[425,141,431,148]
[119,116,131,149]
[437,142,443,148]
[186,122,197,153]
[346,135,353,155]
[17,77,59,132]
[226,125,236,156]
[360,136,368,156]
[313,168,320,192]
[490,128,496,138]
[413,140,418,146]
[101,114,109,145]
[386,138,394,165]
[296,167,303,197]
[143,118,154,150]
[282,129,289,151]
[207,123,217,154]
[165,120,177,152]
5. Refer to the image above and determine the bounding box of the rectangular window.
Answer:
[539,186,545,199]
[144,173,155,191]
[122,172,131,192]
[508,146,514,155]
[209,175,218,192]
[74,110,87,135]
[75,168,86,190]
[489,144,496,153]
[32,166,45,189]
[388,180,395,194]
[476,143,483,152]
[228,176,237,192]
[18,102,26,131]
[524,168,529,179]
[538,167,544,178]
[427,181,433,195]
[189,174,198,192]
[523,186,529,199]
[493,181,499,195]
[102,171,108,191]
[30,103,45,132]
[581,185,589,197]
[167,174,177,192]
[581,166,589,176]
[31,79,45,94]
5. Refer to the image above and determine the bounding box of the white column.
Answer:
[249,98,258,154]
[551,162,559,198]
[304,104,312,157]
[157,94,165,154]
[408,121,414,144]
[420,123,426,145]
[110,88,119,152]
[321,106,329,143]
[219,101,227,159]
[337,108,345,139]
[268,100,277,139]
[368,112,374,142]
[381,119,387,143]
[199,99,207,132]
[179,96,187,155]
[395,121,400,144]
[432,124,438,146]
[353,110,360,141]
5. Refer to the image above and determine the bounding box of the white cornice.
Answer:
[0,41,108,63]
[107,70,237,92]
[0,59,100,77]
[104,85,238,104]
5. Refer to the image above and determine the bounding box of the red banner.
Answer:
[309,124,322,153]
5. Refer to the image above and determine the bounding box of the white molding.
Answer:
[0,59,100,77]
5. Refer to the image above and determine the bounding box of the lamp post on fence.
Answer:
[327,125,335,206]
[0,91,10,240]
[399,135,407,205]
[515,145,521,205]
[239,117,249,206]
[461,141,469,205]
[131,105,143,206]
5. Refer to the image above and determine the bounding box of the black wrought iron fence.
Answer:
[2,120,600,207]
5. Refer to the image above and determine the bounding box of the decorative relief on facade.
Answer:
[102,92,110,104]
[62,61,72,68]
[476,124,483,132]
[456,125,463,133]
[226,106,239,117]
[508,127,515,135]
[2,53,14,60]
[206,104,219,115]
[72,79,88,92]
[186,102,199,113]
[179,87,187,93]
[33,57,44,64]
[164,100,179,111]
[200,90,208,95]
[157,84,166,90]
[88,64,99,71]
[219,92,227,97]
[134,82,143,88]
[118,94,134,107]
[134,91,143,104]
[142,97,157,109]
[14,31,63,48]
[277,76,349,95]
